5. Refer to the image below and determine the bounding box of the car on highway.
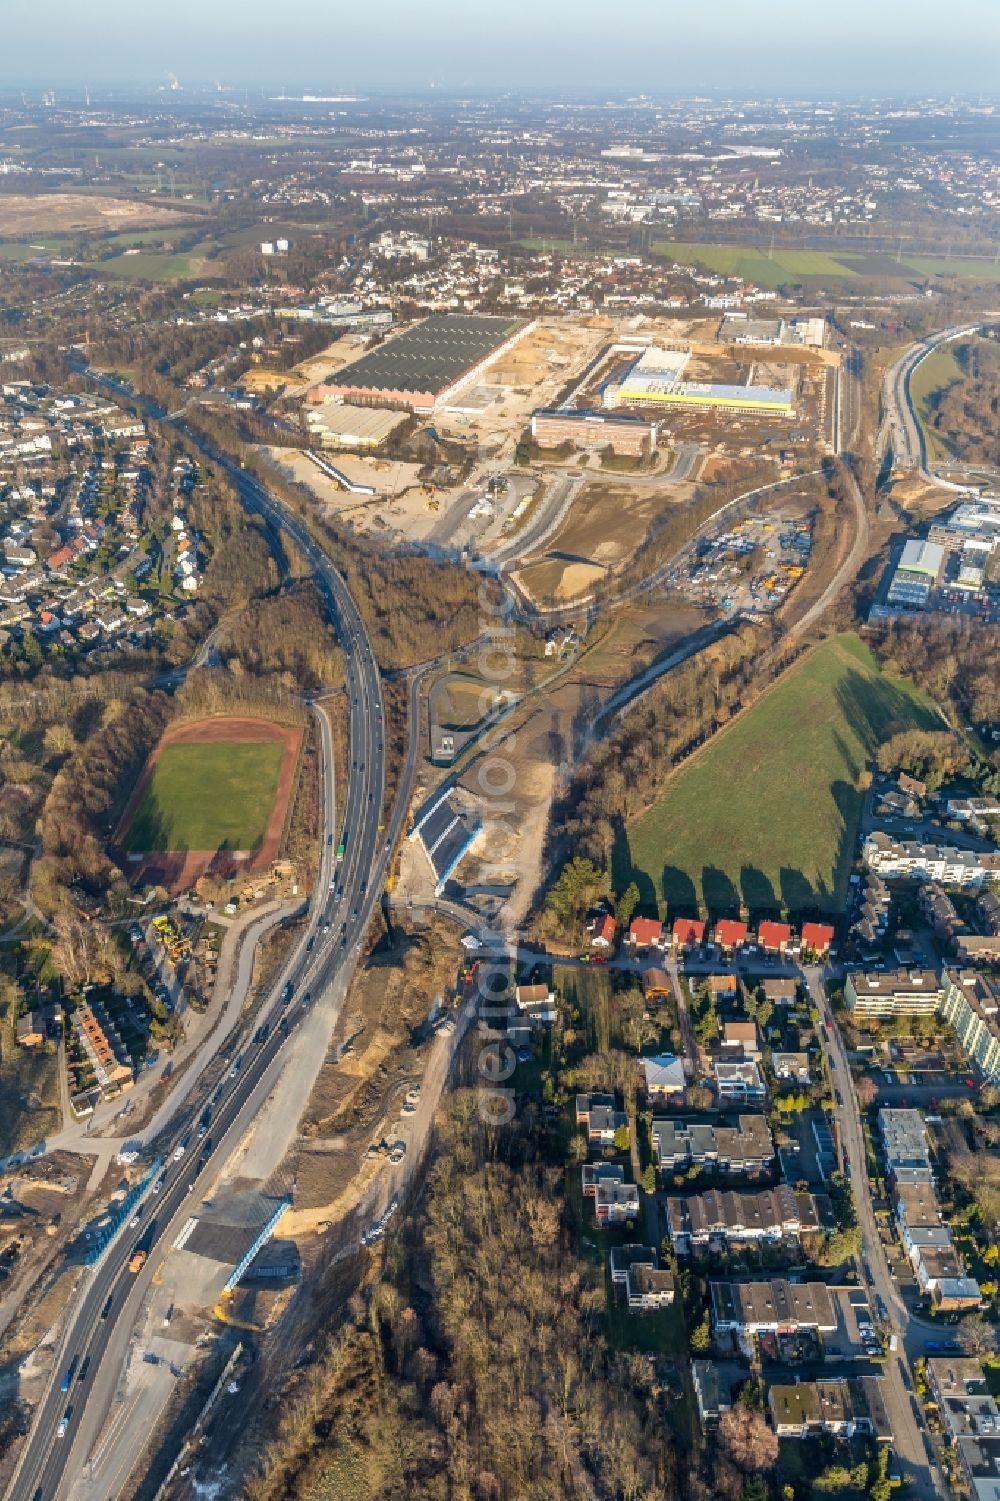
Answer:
[153,1174,166,1194]
[388,1142,407,1164]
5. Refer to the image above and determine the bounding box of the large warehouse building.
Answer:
[605,345,795,416]
[308,312,534,414]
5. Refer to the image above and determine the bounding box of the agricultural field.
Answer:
[651,240,1000,288]
[909,343,965,464]
[619,634,940,917]
[651,240,859,287]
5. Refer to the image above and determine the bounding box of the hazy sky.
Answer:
[3,0,1000,95]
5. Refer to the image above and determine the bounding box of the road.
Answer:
[803,965,944,1501]
[5,374,409,1501]
[878,324,981,480]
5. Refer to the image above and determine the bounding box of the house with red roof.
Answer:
[714,919,749,953]
[628,916,664,951]
[800,922,835,957]
[757,920,793,955]
[672,917,706,950]
[47,544,74,574]
[588,913,616,951]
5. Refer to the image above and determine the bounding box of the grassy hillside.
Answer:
[618,634,940,917]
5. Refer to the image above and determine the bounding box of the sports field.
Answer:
[118,717,303,889]
[123,741,285,852]
[617,634,940,917]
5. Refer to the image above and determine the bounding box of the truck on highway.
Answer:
[61,1356,79,1391]
[128,1248,148,1274]
[57,1406,73,1438]
[336,837,346,859]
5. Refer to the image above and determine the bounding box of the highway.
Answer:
[878,323,981,479]
[5,375,414,1501]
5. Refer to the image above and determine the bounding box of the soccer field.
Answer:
[122,740,287,853]
[617,635,940,918]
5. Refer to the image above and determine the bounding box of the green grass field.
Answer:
[909,342,965,464]
[86,249,205,283]
[123,740,286,852]
[650,240,1000,288]
[651,240,859,287]
[617,634,940,918]
[902,255,1000,279]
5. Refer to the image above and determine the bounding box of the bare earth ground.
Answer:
[114,716,303,893]
[0,194,198,235]
[242,332,371,397]
[512,476,696,606]
[396,601,705,926]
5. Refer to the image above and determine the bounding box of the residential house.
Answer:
[15,1011,46,1047]
[513,983,556,1026]
[722,1020,760,1056]
[672,917,706,950]
[768,1378,890,1440]
[595,1180,640,1225]
[757,920,792,955]
[760,976,798,1005]
[588,913,616,950]
[713,1059,767,1102]
[642,1054,686,1101]
[705,973,739,1000]
[576,1093,629,1147]
[714,919,749,953]
[926,1358,1000,1444]
[652,1115,773,1175]
[627,1262,675,1311]
[666,1185,814,1254]
[940,968,1000,1085]
[628,916,664,952]
[692,1361,730,1427]
[956,1437,1000,1501]
[863,831,989,889]
[710,1278,836,1337]
[609,1243,659,1284]
[642,967,672,1001]
[918,884,964,942]
[73,1001,133,1094]
[772,1052,811,1082]
[800,922,835,957]
[582,1162,625,1198]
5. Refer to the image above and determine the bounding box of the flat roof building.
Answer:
[530,409,656,456]
[309,313,532,414]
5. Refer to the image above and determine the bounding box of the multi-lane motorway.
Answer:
[6,378,413,1501]
[879,323,981,477]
